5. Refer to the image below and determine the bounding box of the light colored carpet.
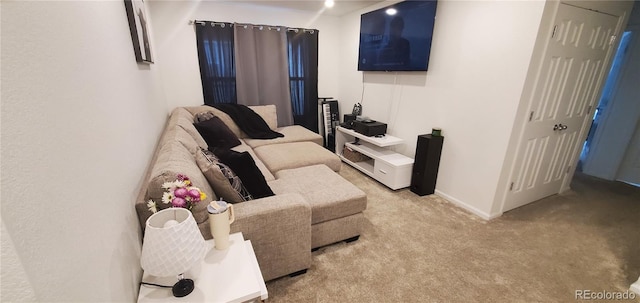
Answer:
[265,165,640,302]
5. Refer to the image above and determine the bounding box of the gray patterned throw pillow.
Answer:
[196,148,252,202]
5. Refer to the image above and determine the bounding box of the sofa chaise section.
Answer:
[268,165,367,248]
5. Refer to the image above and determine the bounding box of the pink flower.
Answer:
[188,189,201,201]
[177,174,189,182]
[174,188,188,198]
[171,197,187,208]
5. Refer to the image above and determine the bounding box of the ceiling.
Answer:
[237,0,384,16]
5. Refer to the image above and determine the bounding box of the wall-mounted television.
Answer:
[358,0,438,72]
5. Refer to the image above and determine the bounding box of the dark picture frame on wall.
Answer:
[124,0,153,64]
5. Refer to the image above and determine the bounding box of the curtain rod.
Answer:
[188,20,316,33]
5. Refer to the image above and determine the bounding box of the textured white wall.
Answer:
[147,1,342,109]
[1,1,168,301]
[1,221,37,301]
[337,0,545,218]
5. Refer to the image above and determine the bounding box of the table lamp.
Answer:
[140,207,206,297]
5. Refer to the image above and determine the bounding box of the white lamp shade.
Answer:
[140,208,206,277]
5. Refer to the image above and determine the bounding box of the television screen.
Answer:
[358,0,438,72]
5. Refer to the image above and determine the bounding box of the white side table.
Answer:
[138,232,268,303]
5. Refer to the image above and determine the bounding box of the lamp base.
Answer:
[172,278,195,297]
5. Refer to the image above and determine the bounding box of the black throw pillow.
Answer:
[211,148,275,199]
[194,116,242,149]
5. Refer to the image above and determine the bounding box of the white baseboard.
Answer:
[631,277,640,295]
[435,190,502,220]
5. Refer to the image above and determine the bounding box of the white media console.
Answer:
[335,126,414,190]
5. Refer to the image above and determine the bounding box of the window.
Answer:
[195,22,320,132]
[287,30,319,132]
[195,22,236,105]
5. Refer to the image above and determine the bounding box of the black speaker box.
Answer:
[410,134,444,196]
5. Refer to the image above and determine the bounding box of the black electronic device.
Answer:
[358,0,438,72]
[342,114,357,129]
[353,120,387,137]
[321,100,339,151]
[410,134,444,196]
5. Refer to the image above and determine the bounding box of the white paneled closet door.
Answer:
[503,3,620,212]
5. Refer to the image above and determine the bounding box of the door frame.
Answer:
[492,0,633,215]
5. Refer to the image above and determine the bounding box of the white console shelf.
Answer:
[336,126,414,190]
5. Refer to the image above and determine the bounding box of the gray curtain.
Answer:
[234,24,294,127]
